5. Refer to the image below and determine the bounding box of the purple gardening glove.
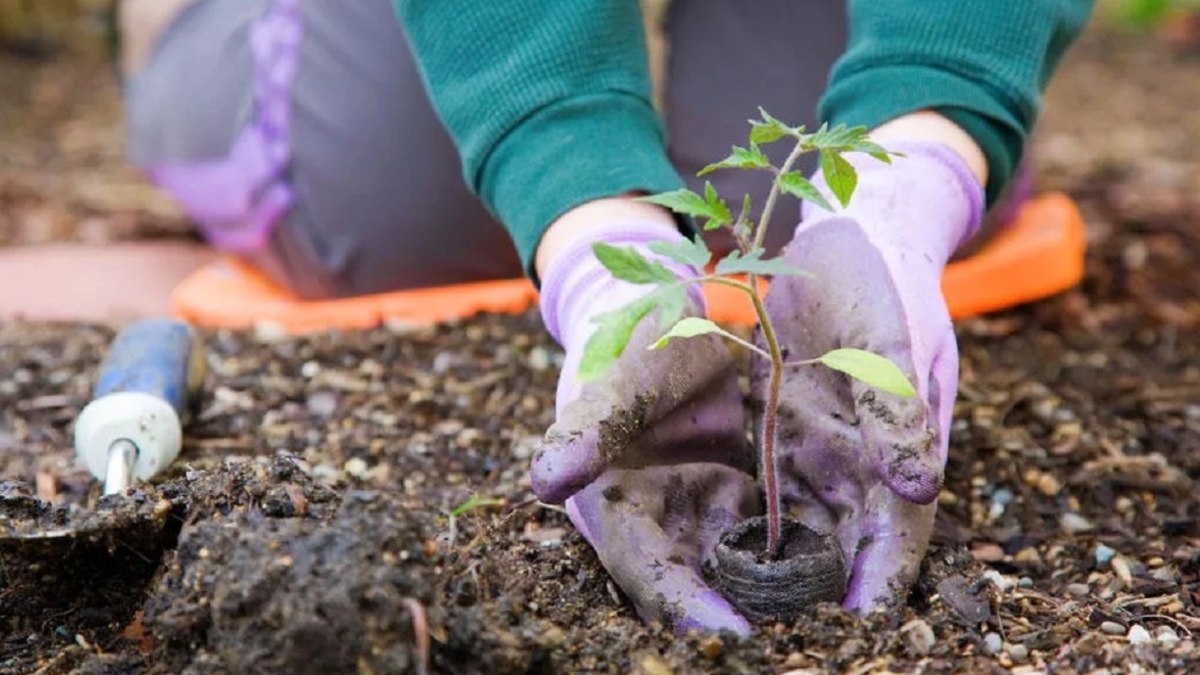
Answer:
[759,141,984,612]
[535,222,759,634]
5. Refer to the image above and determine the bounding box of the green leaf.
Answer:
[820,151,858,208]
[637,188,711,219]
[748,107,805,145]
[778,171,833,212]
[816,348,917,398]
[854,140,894,164]
[1120,0,1171,26]
[697,144,771,176]
[655,285,688,329]
[806,123,867,151]
[451,495,504,518]
[647,317,740,350]
[577,285,690,381]
[637,188,707,215]
[578,297,656,381]
[639,186,732,229]
[648,238,711,269]
[749,122,787,145]
[714,248,811,277]
[593,243,676,285]
[805,124,896,164]
[702,181,732,228]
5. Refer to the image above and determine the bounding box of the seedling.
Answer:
[445,494,504,545]
[578,109,917,557]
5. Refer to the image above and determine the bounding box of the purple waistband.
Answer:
[146,0,303,253]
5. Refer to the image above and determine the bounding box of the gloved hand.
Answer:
[535,222,758,634]
[759,141,983,612]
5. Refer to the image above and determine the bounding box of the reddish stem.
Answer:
[749,288,785,556]
[762,359,783,556]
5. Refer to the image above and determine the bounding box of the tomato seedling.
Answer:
[578,109,917,556]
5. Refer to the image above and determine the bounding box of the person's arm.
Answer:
[391,1,684,279]
[820,0,1095,203]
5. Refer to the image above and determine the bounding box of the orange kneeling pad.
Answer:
[171,193,1086,333]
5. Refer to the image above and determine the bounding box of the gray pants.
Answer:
[126,0,847,299]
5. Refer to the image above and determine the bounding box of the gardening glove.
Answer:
[567,465,759,635]
[533,222,754,502]
[759,141,984,612]
[535,221,759,634]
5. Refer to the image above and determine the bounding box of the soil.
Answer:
[2,18,1200,675]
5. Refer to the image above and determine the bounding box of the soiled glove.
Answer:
[533,223,752,500]
[535,222,758,634]
[759,141,983,612]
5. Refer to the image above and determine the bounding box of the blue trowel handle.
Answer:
[76,319,204,492]
[94,318,202,415]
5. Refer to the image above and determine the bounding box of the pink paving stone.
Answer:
[0,243,217,322]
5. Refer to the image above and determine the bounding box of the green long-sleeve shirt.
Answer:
[393,1,1094,275]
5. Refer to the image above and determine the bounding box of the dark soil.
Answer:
[2,18,1200,675]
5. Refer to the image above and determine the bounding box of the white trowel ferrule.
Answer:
[73,319,202,493]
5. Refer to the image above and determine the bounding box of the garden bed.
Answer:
[2,22,1199,675]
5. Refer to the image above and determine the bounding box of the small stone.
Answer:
[1036,473,1062,496]
[938,575,992,622]
[1061,512,1093,533]
[981,569,1015,592]
[836,639,866,661]
[1018,576,1034,589]
[1115,496,1135,513]
[528,346,552,371]
[1007,643,1029,662]
[343,457,369,479]
[1155,626,1180,647]
[1147,556,1165,568]
[306,390,338,418]
[253,321,288,342]
[1065,582,1090,597]
[1128,624,1152,645]
[991,488,1015,505]
[1099,621,1125,635]
[697,636,723,659]
[972,542,1005,562]
[782,652,806,668]
[984,632,1003,654]
[1112,556,1134,586]
[638,655,672,675]
[311,463,341,483]
[1094,543,1116,566]
[903,619,936,656]
[1015,547,1043,566]
[1150,567,1177,583]
[522,526,567,546]
[538,626,566,648]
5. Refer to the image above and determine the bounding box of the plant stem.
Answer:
[746,137,806,556]
[683,269,785,553]
[750,292,786,557]
[751,139,808,253]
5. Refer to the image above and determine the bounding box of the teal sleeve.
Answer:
[391,1,684,277]
[819,0,1095,204]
